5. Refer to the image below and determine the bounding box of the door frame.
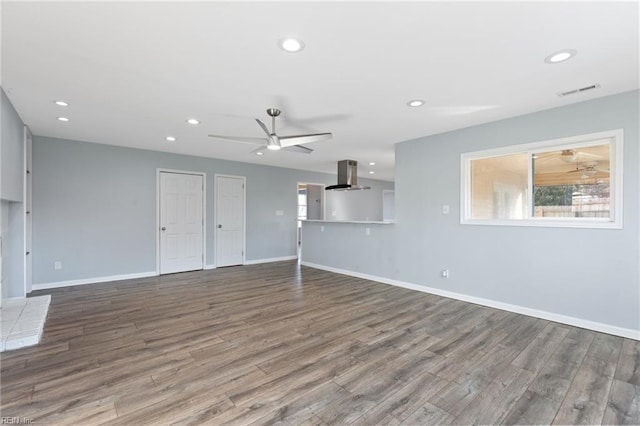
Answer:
[214,174,246,267]
[296,181,326,247]
[156,168,206,275]
[297,181,326,221]
[24,126,33,294]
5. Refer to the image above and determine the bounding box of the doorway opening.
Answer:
[297,183,325,247]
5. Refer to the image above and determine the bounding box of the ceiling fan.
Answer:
[535,149,602,164]
[567,162,610,179]
[208,108,332,154]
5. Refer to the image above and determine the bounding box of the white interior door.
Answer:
[159,172,204,274]
[216,175,245,267]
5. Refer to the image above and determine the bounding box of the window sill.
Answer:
[461,218,622,229]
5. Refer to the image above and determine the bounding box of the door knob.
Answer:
[217,224,222,228]
[161,227,166,231]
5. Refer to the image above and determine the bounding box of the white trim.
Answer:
[215,174,247,267]
[32,271,157,291]
[244,255,297,265]
[297,181,327,220]
[156,169,206,275]
[23,125,33,295]
[460,129,624,229]
[297,181,327,250]
[301,261,640,341]
[204,264,217,270]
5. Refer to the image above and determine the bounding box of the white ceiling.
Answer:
[2,1,638,182]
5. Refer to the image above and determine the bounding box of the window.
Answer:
[461,129,623,228]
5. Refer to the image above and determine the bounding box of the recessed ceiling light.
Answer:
[54,100,69,107]
[407,100,425,107]
[279,38,305,53]
[545,49,577,64]
[369,171,375,174]
[369,162,376,166]
[165,136,176,142]
[57,117,69,122]
[256,151,264,156]
[186,118,200,125]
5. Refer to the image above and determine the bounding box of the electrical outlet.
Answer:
[54,261,62,270]
[275,210,284,216]
[441,269,449,278]
[365,227,371,236]
[443,205,450,214]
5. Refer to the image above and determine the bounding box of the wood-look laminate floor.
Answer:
[1,261,638,425]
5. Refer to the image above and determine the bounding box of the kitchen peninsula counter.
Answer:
[300,220,397,280]
[301,220,394,225]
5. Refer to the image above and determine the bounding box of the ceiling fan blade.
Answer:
[255,119,271,137]
[278,132,333,148]
[577,151,603,160]
[208,134,267,145]
[283,144,314,154]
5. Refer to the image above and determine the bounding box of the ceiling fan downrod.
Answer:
[266,108,281,133]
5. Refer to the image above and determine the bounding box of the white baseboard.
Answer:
[33,271,157,291]
[301,261,640,341]
[244,255,298,265]
[31,258,297,291]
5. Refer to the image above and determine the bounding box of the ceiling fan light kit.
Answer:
[267,138,281,150]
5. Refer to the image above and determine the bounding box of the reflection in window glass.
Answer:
[533,143,610,218]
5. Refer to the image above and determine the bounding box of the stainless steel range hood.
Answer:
[325,160,371,191]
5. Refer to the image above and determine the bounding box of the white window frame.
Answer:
[460,129,623,229]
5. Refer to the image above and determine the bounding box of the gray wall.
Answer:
[1,201,9,300]
[306,184,323,220]
[0,89,26,299]
[1,89,24,202]
[395,90,639,331]
[303,221,397,277]
[303,90,639,333]
[32,136,393,284]
[325,185,388,222]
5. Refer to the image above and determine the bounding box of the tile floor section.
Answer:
[0,295,51,352]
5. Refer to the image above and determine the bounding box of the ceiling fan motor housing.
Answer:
[266,108,281,117]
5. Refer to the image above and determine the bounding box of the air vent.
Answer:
[557,84,601,97]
